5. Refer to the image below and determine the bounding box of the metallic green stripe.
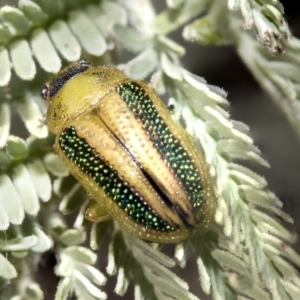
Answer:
[59,126,175,232]
[115,82,204,209]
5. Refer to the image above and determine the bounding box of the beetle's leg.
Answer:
[85,199,111,222]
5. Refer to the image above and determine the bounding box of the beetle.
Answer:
[42,60,215,243]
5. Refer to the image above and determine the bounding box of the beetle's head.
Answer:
[43,60,127,135]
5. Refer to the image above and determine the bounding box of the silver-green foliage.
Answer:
[0,0,300,299]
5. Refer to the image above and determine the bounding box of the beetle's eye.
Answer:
[41,84,49,100]
[167,104,175,111]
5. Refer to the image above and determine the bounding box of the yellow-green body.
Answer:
[44,61,215,243]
